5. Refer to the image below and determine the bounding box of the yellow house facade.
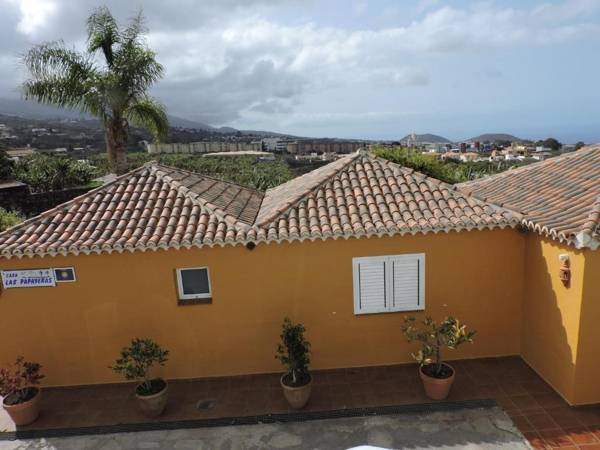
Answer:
[1,148,599,405]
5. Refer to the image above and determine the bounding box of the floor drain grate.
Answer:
[196,399,217,411]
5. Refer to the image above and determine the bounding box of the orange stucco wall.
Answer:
[0,229,524,387]
[573,248,600,405]
[521,234,586,403]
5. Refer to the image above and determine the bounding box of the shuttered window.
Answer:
[352,254,425,315]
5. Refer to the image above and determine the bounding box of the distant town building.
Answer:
[294,152,339,162]
[532,152,552,161]
[6,147,35,161]
[276,140,295,153]
[286,140,363,155]
[203,150,275,160]
[146,141,262,154]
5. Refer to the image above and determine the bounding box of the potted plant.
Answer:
[0,357,44,426]
[111,338,169,417]
[275,317,312,409]
[402,316,476,400]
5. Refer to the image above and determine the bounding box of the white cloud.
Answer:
[12,0,57,36]
[0,0,598,133]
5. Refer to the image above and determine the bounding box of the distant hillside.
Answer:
[468,133,522,142]
[400,133,451,144]
[0,97,297,138]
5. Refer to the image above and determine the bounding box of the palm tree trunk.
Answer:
[106,118,129,175]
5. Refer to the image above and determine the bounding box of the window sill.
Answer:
[177,297,212,306]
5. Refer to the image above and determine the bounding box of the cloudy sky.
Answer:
[1,0,599,142]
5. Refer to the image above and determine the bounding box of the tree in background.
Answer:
[0,147,14,180]
[13,154,96,192]
[372,146,530,184]
[90,153,294,191]
[537,138,562,151]
[0,208,23,232]
[575,141,585,151]
[21,7,168,175]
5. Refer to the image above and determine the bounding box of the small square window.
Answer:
[176,267,212,304]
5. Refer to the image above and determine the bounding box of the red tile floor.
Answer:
[2,356,600,449]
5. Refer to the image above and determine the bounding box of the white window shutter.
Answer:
[352,253,425,315]
[353,257,387,314]
[390,254,425,312]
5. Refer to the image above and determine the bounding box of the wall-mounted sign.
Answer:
[1,269,56,288]
[54,267,76,282]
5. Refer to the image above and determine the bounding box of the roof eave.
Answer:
[574,231,600,250]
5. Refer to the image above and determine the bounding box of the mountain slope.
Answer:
[468,133,521,142]
[400,133,451,143]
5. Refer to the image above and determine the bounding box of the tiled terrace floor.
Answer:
[2,356,600,449]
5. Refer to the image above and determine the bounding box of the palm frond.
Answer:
[114,45,164,97]
[87,6,119,66]
[121,9,146,45]
[22,42,93,80]
[21,42,104,118]
[125,97,169,141]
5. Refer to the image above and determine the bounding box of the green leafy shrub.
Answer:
[402,316,476,379]
[276,318,311,387]
[0,357,44,405]
[0,148,14,180]
[110,338,169,396]
[90,153,293,190]
[372,146,530,184]
[13,154,97,192]
[0,208,23,232]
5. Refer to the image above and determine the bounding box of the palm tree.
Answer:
[21,7,168,174]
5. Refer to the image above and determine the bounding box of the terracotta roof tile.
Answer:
[0,152,520,259]
[458,145,600,249]
[254,153,518,243]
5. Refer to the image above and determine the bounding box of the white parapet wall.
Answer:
[147,141,262,154]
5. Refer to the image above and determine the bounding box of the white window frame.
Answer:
[176,267,212,300]
[352,253,425,315]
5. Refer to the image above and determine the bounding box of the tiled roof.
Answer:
[256,152,519,242]
[0,164,262,258]
[154,164,263,225]
[0,152,520,259]
[458,145,600,249]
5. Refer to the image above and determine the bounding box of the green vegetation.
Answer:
[0,208,24,232]
[0,357,44,405]
[402,316,476,378]
[536,137,562,151]
[372,146,528,184]
[110,338,169,396]
[22,6,168,175]
[0,148,14,180]
[276,317,311,387]
[13,154,97,192]
[90,153,294,190]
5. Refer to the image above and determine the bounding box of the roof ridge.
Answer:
[372,155,523,221]
[0,165,150,239]
[149,165,251,229]
[151,162,264,195]
[459,145,600,188]
[580,193,600,238]
[255,151,362,226]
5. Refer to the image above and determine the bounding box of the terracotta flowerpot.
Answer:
[2,388,41,426]
[419,363,455,400]
[280,374,312,409]
[135,380,168,417]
